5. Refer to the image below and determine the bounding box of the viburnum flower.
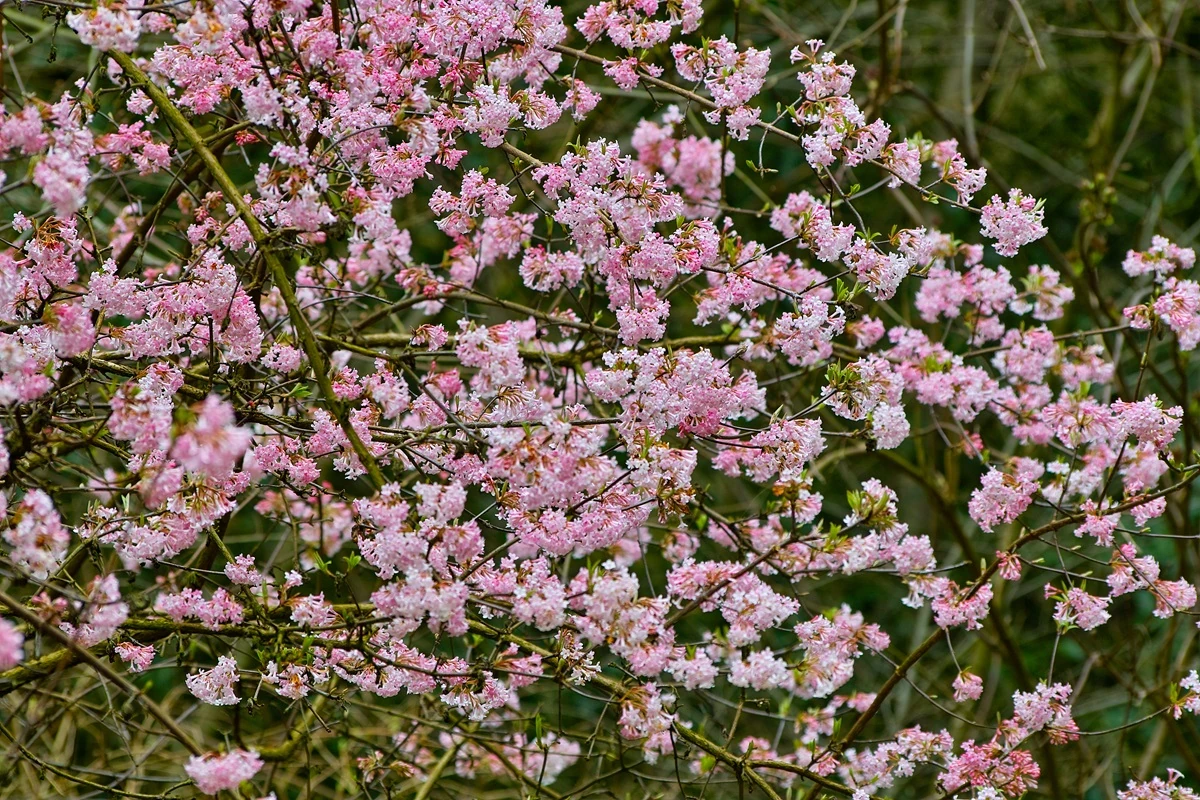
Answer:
[1174,672,1200,719]
[952,670,984,702]
[1010,265,1075,320]
[941,740,1041,798]
[980,189,1048,257]
[1051,586,1112,631]
[672,37,769,140]
[618,683,676,763]
[932,582,993,630]
[185,749,263,795]
[1118,770,1200,800]
[932,139,988,202]
[1145,277,1200,349]
[996,550,1023,580]
[156,588,245,629]
[1124,236,1196,281]
[59,574,128,647]
[0,618,23,670]
[869,403,910,449]
[115,642,155,672]
[265,661,313,700]
[186,656,241,705]
[170,396,252,480]
[1152,578,1198,619]
[968,459,1044,533]
[5,489,68,579]
[290,593,337,627]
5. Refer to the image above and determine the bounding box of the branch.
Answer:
[0,588,202,756]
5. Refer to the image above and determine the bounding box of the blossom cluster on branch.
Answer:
[0,0,1198,798]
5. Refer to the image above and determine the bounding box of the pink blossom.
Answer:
[186,655,241,705]
[980,189,1048,257]
[1052,586,1112,631]
[617,684,675,763]
[1124,236,1195,281]
[115,642,155,672]
[224,554,266,586]
[1119,771,1200,800]
[291,593,338,627]
[968,460,1043,533]
[185,749,263,795]
[1011,265,1075,320]
[952,670,984,702]
[932,582,993,630]
[0,618,23,670]
[1152,579,1197,619]
[5,489,69,579]
[60,574,128,647]
[870,403,910,449]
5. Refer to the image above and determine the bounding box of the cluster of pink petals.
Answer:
[185,749,263,795]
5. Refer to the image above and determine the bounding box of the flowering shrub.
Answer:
[0,1,1199,798]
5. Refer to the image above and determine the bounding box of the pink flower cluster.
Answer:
[0,1,1196,798]
[185,749,263,795]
